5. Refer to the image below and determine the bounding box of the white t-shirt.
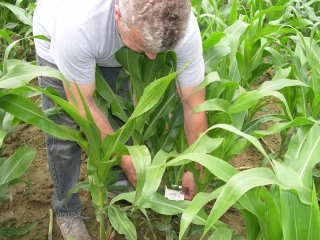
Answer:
[33,0,204,87]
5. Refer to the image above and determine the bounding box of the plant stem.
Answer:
[48,209,53,240]
[98,190,106,240]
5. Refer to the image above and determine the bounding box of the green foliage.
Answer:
[0,222,37,238]
[1,0,320,239]
[0,0,36,61]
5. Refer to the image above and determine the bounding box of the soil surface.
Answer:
[0,104,281,240]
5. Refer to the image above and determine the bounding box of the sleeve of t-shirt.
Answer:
[50,22,96,84]
[174,13,204,88]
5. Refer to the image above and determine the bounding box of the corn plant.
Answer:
[0,146,37,238]
[0,0,35,61]
[1,0,320,239]
[150,123,319,239]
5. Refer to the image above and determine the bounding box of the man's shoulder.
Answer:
[174,12,201,52]
[57,0,114,29]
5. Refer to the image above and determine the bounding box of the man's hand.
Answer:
[121,155,137,186]
[181,171,196,201]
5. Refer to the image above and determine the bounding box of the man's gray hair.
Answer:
[118,0,191,53]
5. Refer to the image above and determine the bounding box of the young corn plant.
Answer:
[170,123,320,239]
[0,0,35,61]
[0,146,37,238]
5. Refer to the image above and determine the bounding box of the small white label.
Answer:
[165,186,184,201]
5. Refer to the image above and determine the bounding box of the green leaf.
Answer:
[101,119,135,158]
[280,190,311,240]
[107,205,137,240]
[249,6,286,23]
[285,124,320,188]
[126,145,151,209]
[202,32,226,52]
[139,150,172,208]
[66,181,90,202]
[155,103,184,153]
[256,79,309,92]
[179,188,223,239]
[308,186,320,239]
[204,45,230,74]
[115,47,145,102]
[240,209,260,240]
[166,151,238,186]
[2,35,49,75]
[208,227,233,240]
[143,82,177,141]
[264,47,286,67]
[0,146,35,185]
[186,134,223,154]
[258,187,282,240]
[147,193,208,225]
[253,118,315,138]
[194,98,230,113]
[0,2,32,26]
[0,183,8,202]
[0,222,37,237]
[229,90,293,120]
[0,29,13,45]
[110,192,136,205]
[95,67,129,122]
[0,94,85,145]
[202,168,310,238]
[0,64,68,89]
[227,0,238,25]
[130,70,180,119]
[206,124,270,162]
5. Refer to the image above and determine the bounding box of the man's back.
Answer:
[33,0,204,87]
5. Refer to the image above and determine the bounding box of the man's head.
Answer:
[115,0,191,59]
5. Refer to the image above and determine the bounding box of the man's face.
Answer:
[115,4,157,60]
[121,27,157,60]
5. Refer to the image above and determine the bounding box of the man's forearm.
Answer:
[184,110,207,146]
[180,87,208,146]
[80,101,114,140]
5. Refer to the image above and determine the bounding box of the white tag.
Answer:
[165,186,184,201]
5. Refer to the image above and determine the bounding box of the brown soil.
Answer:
[0,104,281,239]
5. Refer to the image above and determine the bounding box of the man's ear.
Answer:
[115,4,121,22]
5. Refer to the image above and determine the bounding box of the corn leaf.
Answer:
[130,70,180,119]
[107,205,137,240]
[138,150,174,208]
[0,94,85,144]
[202,32,226,52]
[254,117,315,138]
[0,146,35,185]
[0,2,32,26]
[155,102,184,153]
[0,222,37,237]
[229,90,293,119]
[204,45,230,74]
[95,67,129,122]
[179,188,223,239]
[202,167,311,238]
[0,64,68,89]
[258,187,282,240]
[285,124,320,188]
[256,79,309,92]
[208,227,234,240]
[142,82,177,141]
[115,47,145,102]
[240,209,260,240]
[280,190,312,240]
[194,98,230,113]
[126,145,151,209]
